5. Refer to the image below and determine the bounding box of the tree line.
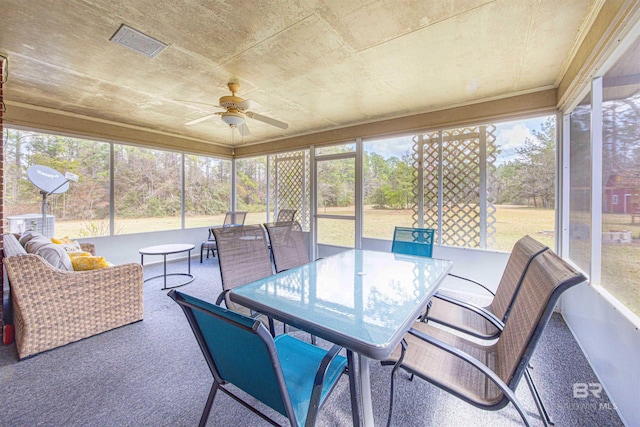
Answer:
[3,118,561,229]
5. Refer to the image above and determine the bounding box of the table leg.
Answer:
[140,247,195,289]
[346,351,362,426]
[163,254,167,290]
[358,353,375,427]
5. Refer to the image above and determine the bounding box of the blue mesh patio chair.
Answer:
[169,290,358,427]
[391,227,435,258]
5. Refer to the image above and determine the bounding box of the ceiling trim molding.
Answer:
[234,89,558,157]
[557,0,640,110]
[4,101,232,157]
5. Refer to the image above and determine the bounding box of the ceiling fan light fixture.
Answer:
[221,111,245,127]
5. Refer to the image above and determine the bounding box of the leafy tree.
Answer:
[495,117,556,207]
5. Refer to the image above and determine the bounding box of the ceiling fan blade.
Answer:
[237,99,260,111]
[176,99,224,108]
[245,111,289,129]
[185,113,218,126]
[237,122,251,136]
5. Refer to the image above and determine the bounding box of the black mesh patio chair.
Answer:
[212,224,273,313]
[200,211,248,263]
[212,224,278,334]
[427,235,548,340]
[423,235,550,423]
[264,221,309,273]
[168,290,357,427]
[276,208,297,222]
[382,250,586,427]
[225,211,248,226]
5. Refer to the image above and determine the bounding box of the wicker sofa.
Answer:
[2,233,143,359]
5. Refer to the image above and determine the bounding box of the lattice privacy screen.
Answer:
[412,126,496,249]
[273,150,310,230]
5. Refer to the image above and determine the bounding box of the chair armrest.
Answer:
[446,273,496,296]
[215,289,229,306]
[306,344,345,426]
[431,293,505,331]
[217,289,276,336]
[406,327,521,410]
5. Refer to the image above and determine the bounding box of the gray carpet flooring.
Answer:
[0,256,624,426]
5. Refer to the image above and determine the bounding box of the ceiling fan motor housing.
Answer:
[219,95,244,110]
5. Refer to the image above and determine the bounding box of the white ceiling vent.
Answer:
[109,24,167,58]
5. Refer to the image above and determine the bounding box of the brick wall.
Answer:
[1,55,5,325]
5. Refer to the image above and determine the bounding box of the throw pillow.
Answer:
[51,238,83,254]
[68,251,92,259]
[23,235,74,271]
[19,230,43,246]
[71,256,110,271]
[51,236,74,244]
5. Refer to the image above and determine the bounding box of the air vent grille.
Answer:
[109,24,167,58]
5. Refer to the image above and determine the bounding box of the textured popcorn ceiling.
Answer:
[1,0,600,148]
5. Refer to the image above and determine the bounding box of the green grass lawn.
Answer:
[53,205,639,317]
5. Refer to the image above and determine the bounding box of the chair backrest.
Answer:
[223,211,248,226]
[488,235,548,321]
[391,227,434,257]
[168,290,295,421]
[264,221,309,273]
[213,225,273,312]
[276,209,297,222]
[496,250,585,390]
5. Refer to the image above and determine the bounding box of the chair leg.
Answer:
[525,366,554,426]
[200,244,204,263]
[419,300,432,323]
[387,340,407,427]
[506,391,533,427]
[387,367,398,427]
[268,317,276,337]
[199,382,219,427]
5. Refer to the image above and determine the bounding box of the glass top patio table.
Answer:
[230,248,453,359]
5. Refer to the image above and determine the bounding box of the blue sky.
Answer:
[494,116,551,165]
[364,115,554,165]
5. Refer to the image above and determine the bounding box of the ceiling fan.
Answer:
[185,82,289,136]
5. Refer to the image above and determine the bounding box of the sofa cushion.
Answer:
[3,233,28,257]
[23,234,74,271]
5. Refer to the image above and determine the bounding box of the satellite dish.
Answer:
[27,165,70,195]
[26,165,79,236]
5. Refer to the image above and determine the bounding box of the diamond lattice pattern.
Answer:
[273,151,310,230]
[414,126,496,249]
